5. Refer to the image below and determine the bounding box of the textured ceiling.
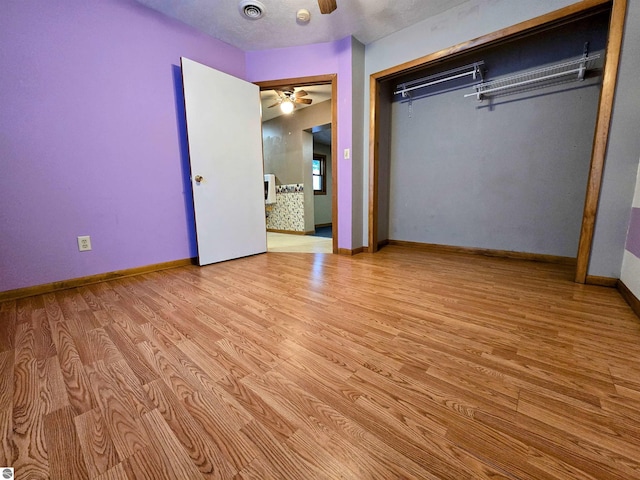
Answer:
[136,0,469,51]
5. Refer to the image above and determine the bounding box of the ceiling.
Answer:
[136,0,469,51]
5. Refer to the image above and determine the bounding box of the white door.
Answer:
[181,57,266,266]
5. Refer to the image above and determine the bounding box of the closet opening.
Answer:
[368,0,626,283]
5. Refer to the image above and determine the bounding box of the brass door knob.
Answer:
[194,175,203,183]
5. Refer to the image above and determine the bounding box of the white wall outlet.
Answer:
[77,235,92,252]
[344,148,350,159]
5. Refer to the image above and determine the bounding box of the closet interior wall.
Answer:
[379,11,610,258]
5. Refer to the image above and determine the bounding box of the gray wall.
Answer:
[377,81,394,245]
[301,130,315,232]
[363,0,581,248]
[313,142,333,226]
[384,13,607,257]
[351,38,366,248]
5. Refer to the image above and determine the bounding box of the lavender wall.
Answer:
[0,0,245,291]
[246,37,357,250]
[621,165,640,298]
[626,208,640,258]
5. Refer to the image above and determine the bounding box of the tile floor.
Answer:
[266,232,332,253]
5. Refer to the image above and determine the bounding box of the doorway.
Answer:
[257,75,338,254]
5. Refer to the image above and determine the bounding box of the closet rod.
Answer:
[395,62,484,97]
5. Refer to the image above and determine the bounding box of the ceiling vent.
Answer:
[239,1,265,20]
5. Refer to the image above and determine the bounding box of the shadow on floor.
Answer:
[313,226,332,238]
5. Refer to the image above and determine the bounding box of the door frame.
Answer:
[256,74,338,254]
[367,0,627,283]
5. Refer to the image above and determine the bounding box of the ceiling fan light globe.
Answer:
[280,99,295,114]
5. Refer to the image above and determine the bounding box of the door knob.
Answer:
[194,175,203,183]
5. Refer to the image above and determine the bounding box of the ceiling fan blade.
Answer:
[267,102,281,108]
[318,0,337,14]
[295,98,313,105]
[274,90,288,100]
[293,90,309,98]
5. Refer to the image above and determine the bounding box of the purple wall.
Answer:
[626,208,640,259]
[246,38,355,251]
[0,0,245,291]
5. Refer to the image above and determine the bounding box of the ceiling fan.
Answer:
[268,88,313,113]
[318,0,337,14]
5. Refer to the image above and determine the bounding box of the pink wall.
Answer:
[246,37,355,250]
[0,0,246,291]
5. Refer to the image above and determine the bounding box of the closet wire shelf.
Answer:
[394,62,485,97]
[464,53,601,101]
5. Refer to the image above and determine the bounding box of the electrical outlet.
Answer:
[77,235,92,252]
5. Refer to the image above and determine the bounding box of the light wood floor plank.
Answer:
[42,355,70,414]
[74,407,120,478]
[48,317,96,414]
[0,301,17,354]
[94,462,128,480]
[241,369,434,479]
[143,379,237,478]
[12,356,48,478]
[84,361,152,460]
[216,373,296,443]
[140,408,207,479]
[43,405,89,479]
[0,351,15,466]
[182,388,261,471]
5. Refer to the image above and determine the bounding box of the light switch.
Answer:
[344,148,350,159]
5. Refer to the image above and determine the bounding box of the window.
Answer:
[312,154,326,195]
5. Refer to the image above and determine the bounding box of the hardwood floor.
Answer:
[1,245,640,479]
